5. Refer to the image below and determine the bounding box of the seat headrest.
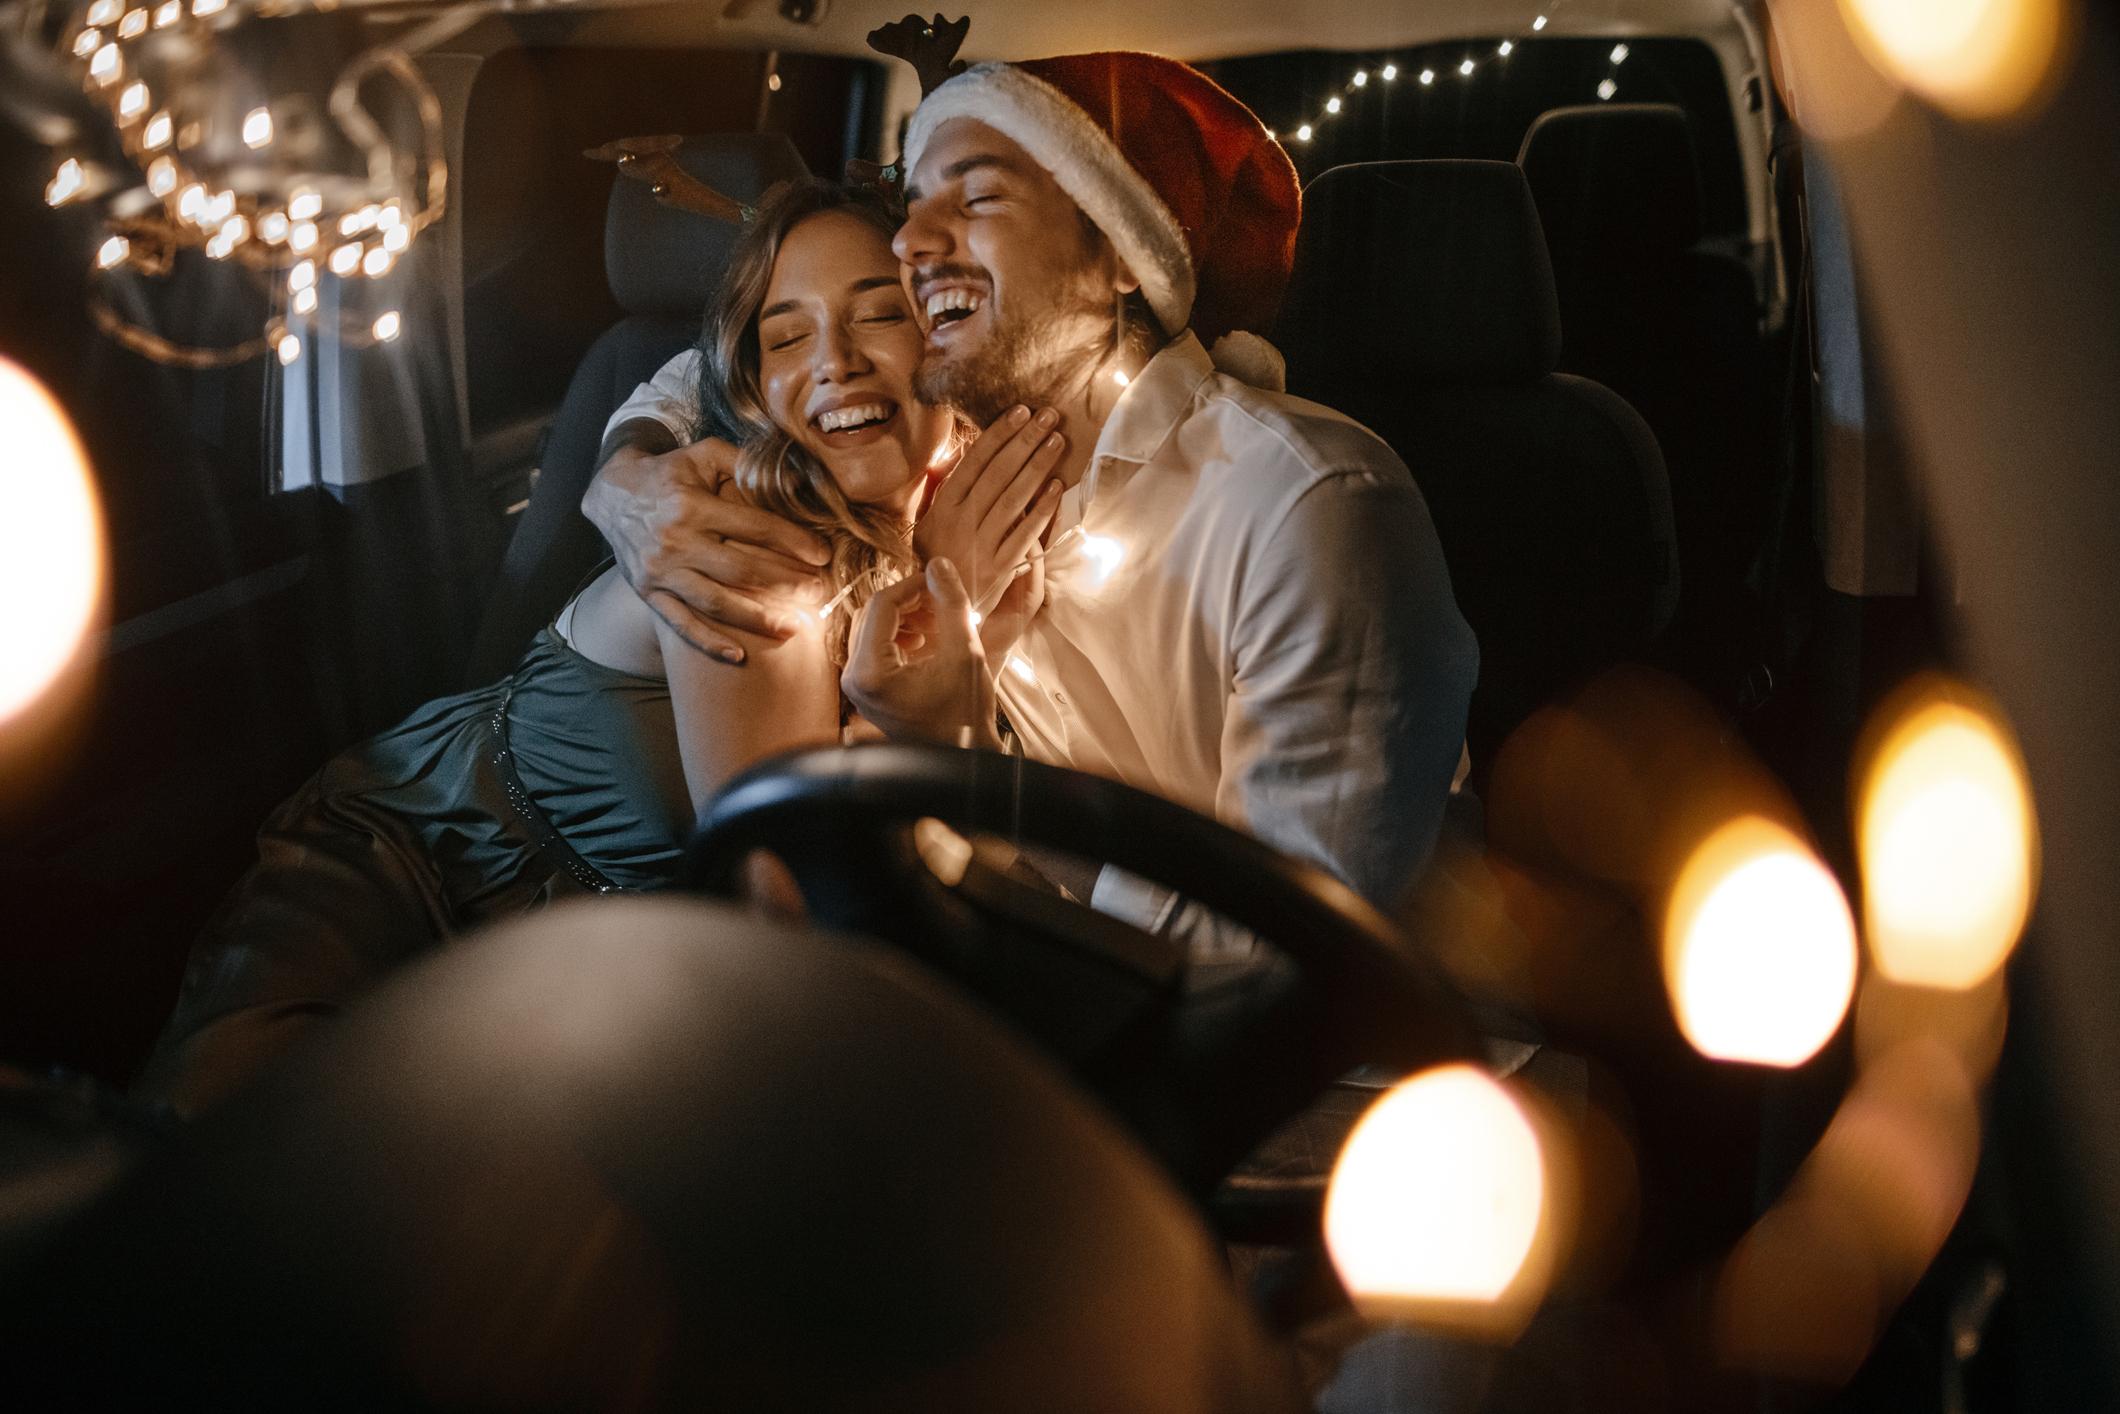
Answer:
[1517,103,1704,265]
[1279,160,1561,385]
[604,134,811,321]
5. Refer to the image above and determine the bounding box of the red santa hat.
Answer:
[902,52,1300,385]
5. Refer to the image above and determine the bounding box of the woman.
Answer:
[138,180,1066,1112]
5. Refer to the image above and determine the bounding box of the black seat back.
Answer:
[1277,159,1677,760]
[465,134,809,684]
[1518,105,1772,670]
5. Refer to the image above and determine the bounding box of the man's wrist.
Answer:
[594,418,680,473]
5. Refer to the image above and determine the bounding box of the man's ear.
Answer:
[1111,260,1143,298]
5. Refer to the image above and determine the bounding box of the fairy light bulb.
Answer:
[361,246,393,277]
[1352,70,1368,86]
[89,43,120,87]
[142,110,172,149]
[288,191,322,221]
[328,243,362,276]
[73,27,103,57]
[1598,78,1619,100]
[176,182,206,223]
[1420,68,1436,84]
[288,221,318,253]
[45,158,86,206]
[371,311,401,342]
[243,107,273,148]
[96,236,130,269]
[277,332,301,365]
[117,82,149,121]
[1005,655,1038,686]
[1663,817,1858,1067]
[1460,58,1477,76]
[88,0,122,24]
[1326,96,1342,113]
[146,156,176,196]
[258,211,289,244]
[1079,534,1125,586]
[0,358,105,727]
[193,0,227,16]
[289,259,316,291]
[1532,14,1549,29]
[1499,40,1515,56]
[1111,369,1130,387]
[291,286,317,315]
[1324,1065,1547,1311]
[1611,43,1631,63]
[1382,63,1398,80]
[153,0,181,25]
[1296,124,1313,141]
[117,8,147,39]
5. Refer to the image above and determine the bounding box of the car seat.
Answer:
[463,133,810,685]
[1277,159,1679,766]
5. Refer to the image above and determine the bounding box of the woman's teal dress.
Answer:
[137,622,692,1110]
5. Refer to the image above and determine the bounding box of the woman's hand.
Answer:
[841,559,1003,750]
[914,406,1066,616]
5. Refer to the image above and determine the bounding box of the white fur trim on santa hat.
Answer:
[903,62,1197,338]
[1208,331,1286,392]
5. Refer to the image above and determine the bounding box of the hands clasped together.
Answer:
[591,404,1070,747]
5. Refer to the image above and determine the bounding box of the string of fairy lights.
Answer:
[37,0,454,368]
[1265,2,1638,152]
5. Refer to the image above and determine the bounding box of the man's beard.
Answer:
[914,287,1113,427]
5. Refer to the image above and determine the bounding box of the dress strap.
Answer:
[487,684,624,895]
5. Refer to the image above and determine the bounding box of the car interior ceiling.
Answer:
[20,0,2091,1399]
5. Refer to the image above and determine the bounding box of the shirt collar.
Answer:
[1052,332,1215,536]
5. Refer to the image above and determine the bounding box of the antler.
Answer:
[585,135,754,223]
[866,13,970,96]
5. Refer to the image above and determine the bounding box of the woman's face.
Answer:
[756,210,952,512]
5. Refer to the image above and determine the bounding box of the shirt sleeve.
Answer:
[1217,465,1478,909]
[1086,463,1477,968]
[601,347,705,448]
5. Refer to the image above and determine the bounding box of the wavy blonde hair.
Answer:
[695,180,936,663]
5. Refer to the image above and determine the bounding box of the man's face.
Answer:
[894,119,1139,425]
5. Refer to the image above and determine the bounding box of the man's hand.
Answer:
[913,406,1065,615]
[582,427,834,663]
[842,558,1004,750]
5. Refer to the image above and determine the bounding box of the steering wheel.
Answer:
[683,744,1490,1200]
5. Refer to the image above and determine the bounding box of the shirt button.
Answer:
[1053,692,1067,705]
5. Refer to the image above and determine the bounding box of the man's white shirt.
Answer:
[603,334,1477,950]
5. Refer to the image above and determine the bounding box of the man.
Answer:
[587,52,1477,946]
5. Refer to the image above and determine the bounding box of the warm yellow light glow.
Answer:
[1111,368,1130,387]
[288,220,319,253]
[329,242,362,275]
[1382,63,1398,80]
[1326,96,1342,113]
[1498,40,1514,56]
[117,8,147,39]
[1419,68,1436,85]
[291,286,317,315]
[1079,533,1125,586]
[1295,124,1312,141]
[46,158,87,206]
[1005,655,1038,686]
[176,182,205,223]
[1325,1065,1546,1309]
[1597,78,1619,100]
[289,190,323,221]
[372,310,401,342]
[277,332,301,365]
[243,106,273,148]
[192,0,227,16]
[73,27,102,57]
[289,258,316,291]
[1837,0,2067,118]
[146,155,175,196]
[1532,14,1548,29]
[1352,70,1368,86]
[1611,42,1631,63]
[89,42,119,86]
[377,202,404,231]
[258,210,289,243]
[1664,817,1858,1066]
[0,360,104,726]
[204,189,234,225]
[88,0,121,25]
[767,71,782,92]
[1858,688,2035,989]
[142,110,172,149]
[96,235,130,269]
[362,245,393,277]
[1459,58,1476,76]
[154,0,181,26]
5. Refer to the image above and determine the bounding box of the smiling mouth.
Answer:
[811,400,900,436]
[923,287,986,329]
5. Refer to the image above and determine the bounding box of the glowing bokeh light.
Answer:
[0,361,104,725]
[1663,817,1858,1066]
[1078,533,1125,586]
[1858,688,2035,989]
[1836,0,2067,118]
[1324,1065,1546,1312]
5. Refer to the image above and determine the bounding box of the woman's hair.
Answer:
[695,179,932,662]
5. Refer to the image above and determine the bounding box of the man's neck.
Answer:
[1034,336,1165,491]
